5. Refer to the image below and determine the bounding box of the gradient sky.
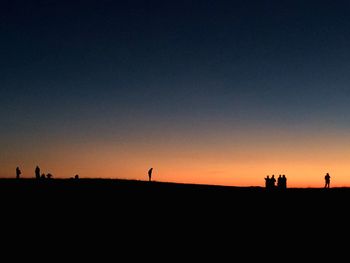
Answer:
[2,0,350,187]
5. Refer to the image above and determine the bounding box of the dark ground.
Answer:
[0,177,346,213]
[1,178,348,258]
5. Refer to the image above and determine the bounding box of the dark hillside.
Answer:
[1,178,347,258]
[0,178,347,220]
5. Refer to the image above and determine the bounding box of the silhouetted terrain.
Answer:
[1,178,348,257]
[1,178,347,220]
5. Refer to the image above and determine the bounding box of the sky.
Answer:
[2,0,350,187]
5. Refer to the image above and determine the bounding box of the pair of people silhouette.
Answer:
[277,174,287,189]
[265,175,276,189]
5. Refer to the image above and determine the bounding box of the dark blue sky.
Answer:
[2,1,350,126]
[2,1,350,183]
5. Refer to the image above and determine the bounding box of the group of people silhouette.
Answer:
[15,165,331,188]
[264,172,332,189]
[15,165,154,182]
[265,174,287,189]
[15,165,54,180]
[35,165,53,179]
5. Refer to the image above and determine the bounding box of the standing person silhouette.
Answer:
[148,168,153,182]
[277,175,283,189]
[16,166,21,179]
[270,174,276,188]
[35,166,41,179]
[264,175,270,189]
[324,173,331,188]
[282,174,287,189]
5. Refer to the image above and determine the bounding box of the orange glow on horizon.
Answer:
[2,126,350,188]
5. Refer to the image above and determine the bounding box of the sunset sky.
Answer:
[2,0,350,187]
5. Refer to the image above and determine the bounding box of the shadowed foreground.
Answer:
[1,178,347,219]
[1,178,349,258]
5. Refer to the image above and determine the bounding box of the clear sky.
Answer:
[2,0,350,187]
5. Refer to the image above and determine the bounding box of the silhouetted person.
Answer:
[324,173,331,188]
[75,174,79,179]
[270,174,276,189]
[265,175,270,189]
[35,166,41,179]
[277,175,282,189]
[16,166,21,179]
[41,173,46,179]
[148,168,153,182]
[281,174,287,189]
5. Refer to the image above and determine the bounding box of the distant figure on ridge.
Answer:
[270,174,276,188]
[16,166,21,179]
[264,175,270,189]
[148,168,153,182]
[277,175,282,188]
[75,174,79,180]
[282,174,287,189]
[35,166,41,179]
[324,173,331,188]
[277,174,287,189]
